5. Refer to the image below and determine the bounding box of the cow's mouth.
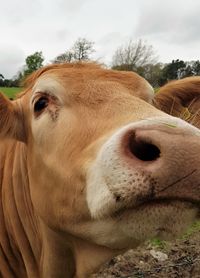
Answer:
[114,198,199,242]
[143,197,200,208]
[113,197,199,219]
[84,198,199,250]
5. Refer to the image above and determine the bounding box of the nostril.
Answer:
[128,134,160,162]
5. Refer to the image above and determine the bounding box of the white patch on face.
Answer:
[86,133,154,219]
[86,116,200,220]
[31,76,66,105]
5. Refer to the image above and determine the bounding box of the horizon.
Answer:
[1,0,200,78]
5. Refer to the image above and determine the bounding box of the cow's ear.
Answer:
[153,77,200,128]
[0,92,26,142]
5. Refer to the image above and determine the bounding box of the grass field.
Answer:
[0,87,22,99]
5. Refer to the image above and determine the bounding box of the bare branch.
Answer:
[112,39,158,71]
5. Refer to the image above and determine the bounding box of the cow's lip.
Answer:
[113,198,199,218]
[147,197,200,206]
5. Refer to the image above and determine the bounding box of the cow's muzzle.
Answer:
[87,117,200,219]
[120,123,200,205]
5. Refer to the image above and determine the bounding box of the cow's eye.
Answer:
[34,97,49,112]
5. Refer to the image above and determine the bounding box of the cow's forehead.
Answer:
[22,64,153,107]
[33,76,62,92]
[32,75,66,99]
[29,71,130,106]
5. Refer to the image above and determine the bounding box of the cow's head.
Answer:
[1,63,200,275]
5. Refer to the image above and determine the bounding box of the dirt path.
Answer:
[92,225,200,277]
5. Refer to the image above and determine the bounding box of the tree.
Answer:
[173,60,200,79]
[72,38,95,61]
[11,70,24,87]
[53,51,74,64]
[3,79,12,87]
[160,59,186,85]
[112,39,158,71]
[0,74,4,86]
[182,64,194,77]
[137,63,164,88]
[52,38,95,64]
[192,60,200,75]
[24,51,44,76]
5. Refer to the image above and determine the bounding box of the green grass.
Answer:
[0,87,22,99]
[149,238,167,249]
[149,220,200,250]
[181,220,200,239]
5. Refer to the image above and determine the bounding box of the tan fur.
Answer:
[0,93,25,141]
[154,77,200,128]
[19,62,153,103]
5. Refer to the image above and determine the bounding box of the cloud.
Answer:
[57,0,91,13]
[96,32,129,64]
[1,0,200,77]
[135,0,200,44]
[0,0,41,27]
[0,45,25,78]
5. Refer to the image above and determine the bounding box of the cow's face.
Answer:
[1,64,200,251]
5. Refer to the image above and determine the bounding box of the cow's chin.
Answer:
[77,201,198,250]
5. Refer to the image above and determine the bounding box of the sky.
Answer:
[1,0,200,78]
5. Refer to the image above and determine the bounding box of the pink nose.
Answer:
[116,120,200,204]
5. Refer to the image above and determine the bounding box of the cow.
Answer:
[154,76,200,128]
[0,63,200,278]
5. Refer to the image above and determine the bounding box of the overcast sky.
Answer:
[1,0,200,78]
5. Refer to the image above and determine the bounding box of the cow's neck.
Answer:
[0,140,41,277]
[0,140,119,277]
[40,222,119,277]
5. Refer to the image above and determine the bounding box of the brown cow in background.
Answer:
[154,77,200,128]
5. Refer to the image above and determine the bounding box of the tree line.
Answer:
[1,37,200,88]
